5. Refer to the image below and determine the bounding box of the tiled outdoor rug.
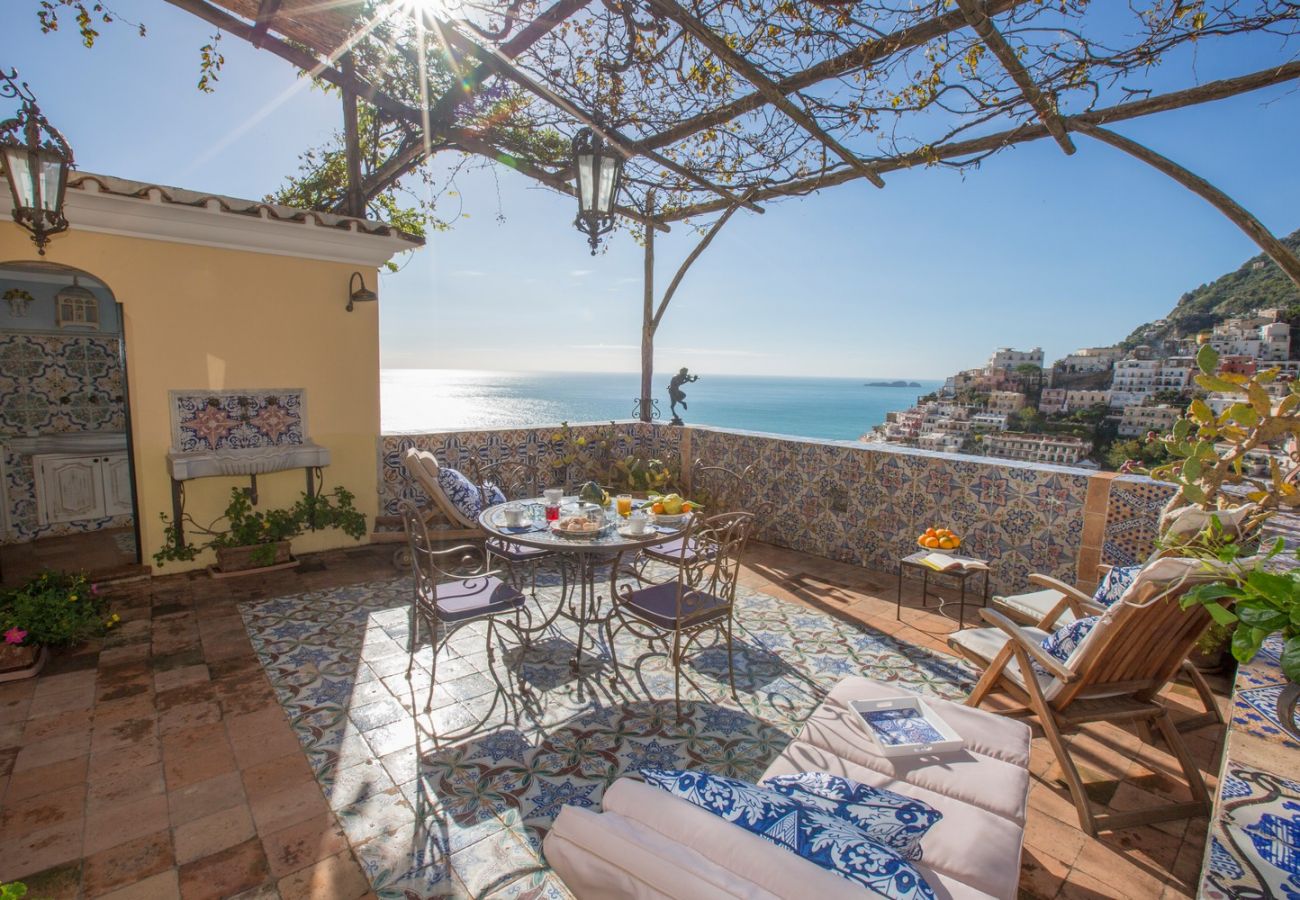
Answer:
[239,566,975,899]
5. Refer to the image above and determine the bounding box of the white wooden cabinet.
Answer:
[33,451,132,525]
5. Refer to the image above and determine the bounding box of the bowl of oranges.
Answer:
[917,527,961,551]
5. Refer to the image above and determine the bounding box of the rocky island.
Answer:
[865,380,921,388]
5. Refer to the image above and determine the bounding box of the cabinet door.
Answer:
[35,456,106,525]
[102,453,134,517]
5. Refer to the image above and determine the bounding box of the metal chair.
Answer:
[399,499,529,740]
[948,557,1220,836]
[641,460,762,570]
[607,512,756,720]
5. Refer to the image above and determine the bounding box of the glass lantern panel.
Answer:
[576,153,596,211]
[2,146,35,208]
[37,150,66,213]
[595,156,617,214]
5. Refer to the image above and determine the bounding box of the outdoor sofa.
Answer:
[544,676,1031,898]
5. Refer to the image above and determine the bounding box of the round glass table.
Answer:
[478,497,686,670]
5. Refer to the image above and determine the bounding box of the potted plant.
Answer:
[154,486,368,575]
[0,572,119,681]
[1145,344,1300,737]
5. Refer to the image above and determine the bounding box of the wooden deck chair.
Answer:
[948,557,1220,836]
[992,566,1223,733]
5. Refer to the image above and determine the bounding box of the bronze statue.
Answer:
[667,367,699,425]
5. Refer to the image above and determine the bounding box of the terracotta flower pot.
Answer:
[0,643,48,683]
[214,540,293,573]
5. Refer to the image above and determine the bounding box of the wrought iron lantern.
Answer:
[571,127,623,255]
[0,71,73,256]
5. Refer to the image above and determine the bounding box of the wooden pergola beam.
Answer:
[660,59,1300,221]
[637,0,1029,152]
[642,0,884,188]
[249,0,282,48]
[434,19,765,214]
[954,0,1075,154]
[1067,120,1300,288]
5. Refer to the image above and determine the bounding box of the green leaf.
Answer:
[1190,398,1213,423]
[1231,624,1265,663]
[1204,600,1240,626]
[1230,403,1260,427]
[1197,343,1220,376]
[1182,457,1202,481]
[1236,603,1290,632]
[1195,373,1242,393]
[1243,570,1300,606]
[1282,636,1300,683]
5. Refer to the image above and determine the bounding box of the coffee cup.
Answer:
[502,504,525,527]
[627,511,649,534]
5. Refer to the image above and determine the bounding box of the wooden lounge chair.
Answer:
[992,566,1222,733]
[948,556,1220,836]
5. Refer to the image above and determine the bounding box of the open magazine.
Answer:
[918,553,988,573]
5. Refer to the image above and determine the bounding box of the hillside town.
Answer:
[865,308,1298,470]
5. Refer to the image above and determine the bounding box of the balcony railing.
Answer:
[378,420,1174,594]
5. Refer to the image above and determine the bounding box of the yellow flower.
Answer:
[68,594,77,602]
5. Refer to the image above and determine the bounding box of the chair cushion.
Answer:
[948,625,1064,702]
[620,582,730,629]
[762,771,942,861]
[640,769,937,899]
[1092,565,1139,607]
[434,576,524,622]
[1039,615,1101,668]
[643,535,702,564]
[485,538,551,562]
[993,587,1074,626]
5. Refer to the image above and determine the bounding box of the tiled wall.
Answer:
[379,421,1173,595]
[0,331,129,542]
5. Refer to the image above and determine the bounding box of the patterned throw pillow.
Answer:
[437,466,484,521]
[481,481,507,507]
[641,769,936,899]
[1092,565,1139,607]
[1040,615,1101,667]
[763,772,941,861]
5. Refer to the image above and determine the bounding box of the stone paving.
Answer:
[0,542,1227,898]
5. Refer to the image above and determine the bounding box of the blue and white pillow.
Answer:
[1040,615,1101,669]
[1093,565,1139,607]
[437,466,488,521]
[763,772,941,861]
[482,481,507,506]
[641,769,936,899]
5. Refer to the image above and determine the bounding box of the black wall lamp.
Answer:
[347,271,377,312]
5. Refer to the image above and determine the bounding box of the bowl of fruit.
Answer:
[917,527,961,551]
[646,492,698,527]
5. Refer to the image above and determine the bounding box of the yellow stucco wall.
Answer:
[0,222,382,572]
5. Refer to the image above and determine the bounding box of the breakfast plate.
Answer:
[649,511,692,528]
[550,514,605,539]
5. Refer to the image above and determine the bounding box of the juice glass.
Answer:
[544,488,563,522]
[616,494,633,517]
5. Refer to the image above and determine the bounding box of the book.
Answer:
[918,553,988,573]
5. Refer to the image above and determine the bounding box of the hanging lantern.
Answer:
[571,127,623,255]
[0,71,74,256]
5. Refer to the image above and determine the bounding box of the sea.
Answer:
[381,369,943,441]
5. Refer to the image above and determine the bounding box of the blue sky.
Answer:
[2,2,1297,379]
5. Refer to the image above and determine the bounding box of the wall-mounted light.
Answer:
[347,271,377,312]
[1,69,74,256]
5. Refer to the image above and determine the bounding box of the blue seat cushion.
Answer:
[762,772,942,861]
[641,769,936,899]
[643,535,703,564]
[618,582,729,629]
[433,576,524,622]
[486,538,551,562]
[1092,565,1139,607]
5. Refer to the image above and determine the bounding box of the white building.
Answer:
[985,432,1089,465]
[970,412,1009,431]
[1208,318,1291,362]
[1110,357,1195,407]
[918,432,964,454]
[988,391,1026,414]
[987,347,1044,371]
[1054,347,1123,375]
[1118,404,1182,438]
[1040,389,1110,414]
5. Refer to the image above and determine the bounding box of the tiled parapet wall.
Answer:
[377,421,679,521]
[378,421,1172,595]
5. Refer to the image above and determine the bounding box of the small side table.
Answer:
[897,551,991,627]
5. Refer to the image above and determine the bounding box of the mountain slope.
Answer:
[1121,229,1300,348]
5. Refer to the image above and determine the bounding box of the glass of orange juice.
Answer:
[616,494,633,517]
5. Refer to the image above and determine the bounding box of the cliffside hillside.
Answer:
[1121,229,1300,348]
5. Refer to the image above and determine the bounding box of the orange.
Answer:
[682,502,694,513]
[651,502,665,514]
[939,537,957,550]
[924,527,937,537]
[922,536,940,548]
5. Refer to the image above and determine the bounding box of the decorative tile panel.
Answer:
[1101,475,1175,567]
[170,388,306,452]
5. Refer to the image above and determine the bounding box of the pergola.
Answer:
[163,0,1300,418]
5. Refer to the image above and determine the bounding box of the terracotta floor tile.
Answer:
[154,664,210,693]
[12,729,92,772]
[1,783,86,835]
[88,739,162,780]
[177,837,272,900]
[94,869,181,900]
[90,713,159,755]
[276,850,369,900]
[83,793,171,856]
[228,719,302,769]
[169,770,247,826]
[249,780,331,835]
[159,700,223,736]
[0,818,85,882]
[174,803,256,865]
[87,761,166,812]
[162,723,237,789]
[17,860,82,899]
[240,751,315,801]
[82,830,174,898]
[260,812,351,879]
[23,707,94,743]
[4,753,88,802]
[33,669,97,702]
